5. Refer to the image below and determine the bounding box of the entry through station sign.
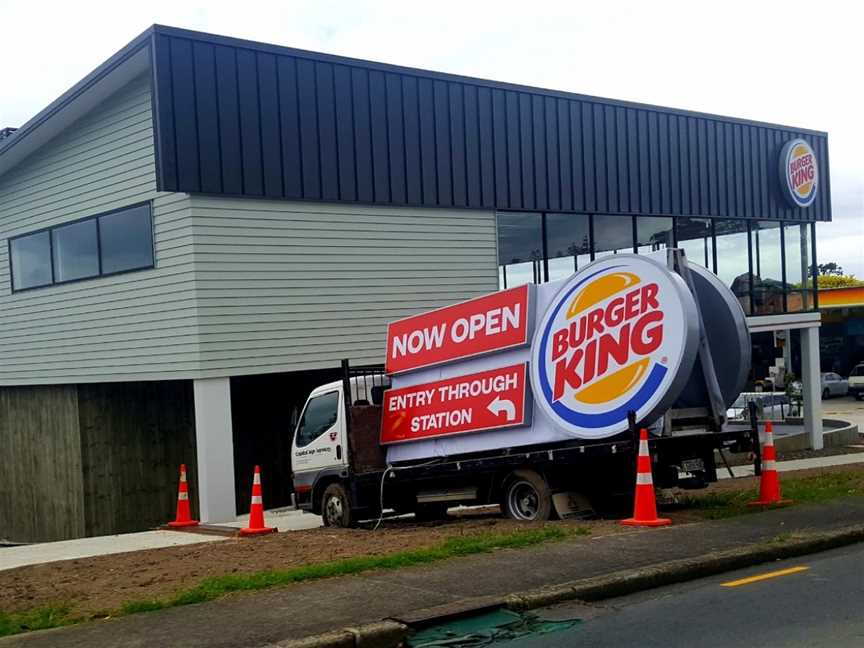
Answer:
[381,364,531,444]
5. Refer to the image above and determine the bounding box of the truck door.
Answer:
[292,389,348,481]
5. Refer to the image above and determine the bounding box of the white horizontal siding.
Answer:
[0,74,201,385]
[190,197,498,377]
[0,73,500,384]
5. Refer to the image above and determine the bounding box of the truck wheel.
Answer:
[502,469,553,522]
[321,483,353,528]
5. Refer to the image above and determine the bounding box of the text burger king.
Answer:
[530,255,699,439]
[780,138,818,208]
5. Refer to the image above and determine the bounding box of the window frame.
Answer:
[294,390,341,449]
[495,211,820,315]
[8,229,53,291]
[8,201,155,293]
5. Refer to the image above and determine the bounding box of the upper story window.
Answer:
[495,211,818,315]
[9,203,154,292]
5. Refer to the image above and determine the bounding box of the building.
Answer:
[817,286,864,375]
[0,25,831,542]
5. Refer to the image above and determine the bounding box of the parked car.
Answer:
[849,364,864,401]
[790,373,849,400]
[821,372,849,398]
[727,392,793,421]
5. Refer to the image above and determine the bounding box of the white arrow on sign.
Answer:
[488,396,517,422]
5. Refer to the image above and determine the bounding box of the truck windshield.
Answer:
[852,366,864,377]
[295,391,339,447]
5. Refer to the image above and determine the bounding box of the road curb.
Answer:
[274,621,409,648]
[505,523,864,609]
[276,524,864,647]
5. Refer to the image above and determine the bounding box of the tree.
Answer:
[815,275,864,289]
[818,262,845,276]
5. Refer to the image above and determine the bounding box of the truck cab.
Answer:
[291,370,392,525]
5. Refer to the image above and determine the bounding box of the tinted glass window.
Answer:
[751,222,783,315]
[592,214,634,258]
[99,204,154,274]
[10,232,52,290]
[295,391,339,448]
[635,217,673,254]
[852,366,864,377]
[545,213,590,281]
[784,223,811,312]
[714,219,751,315]
[675,217,714,270]
[497,212,543,289]
[52,219,99,282]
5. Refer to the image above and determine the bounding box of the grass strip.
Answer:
[680,471,864,519]
[119,526,578,616]
[0,605,75,637]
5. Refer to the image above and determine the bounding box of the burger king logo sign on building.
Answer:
[780,139,818,208]
[530,255,699,439]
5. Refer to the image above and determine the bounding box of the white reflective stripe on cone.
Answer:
[180,472,187,481]
[253,473,261,485]
[639,440,649,455]
[636,473,653,485]
[251,495,263,505]
[762,460,777,471]
[178,492,189,501]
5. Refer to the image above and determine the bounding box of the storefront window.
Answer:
[545,213,591,281]
[675,217,714,270]
[751,221,784,315]
[592,214,634,259]
[635,217,673,255]
[784,223,812,311]
[714,219,751,315]
[497,212,543,289]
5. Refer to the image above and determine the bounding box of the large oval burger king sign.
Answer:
[780,138,818,208]
[530,255,699,439]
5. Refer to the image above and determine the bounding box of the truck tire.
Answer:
[501,469,553,521]
[321,483,354,528]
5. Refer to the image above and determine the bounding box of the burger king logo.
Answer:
[530,255,699,439]
[780,139,818,208]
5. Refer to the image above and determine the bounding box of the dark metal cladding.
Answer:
[150,26,831,222]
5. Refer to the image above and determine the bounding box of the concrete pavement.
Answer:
[4,498,864,647]
[720,452,864,479]
[0,531,223,573]
[0,509,321,573]
[822,395,864,433]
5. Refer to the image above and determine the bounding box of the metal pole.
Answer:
[748,400,761,477]
[341,358,353,439]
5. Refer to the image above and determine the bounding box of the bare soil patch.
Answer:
[0,514,618,618]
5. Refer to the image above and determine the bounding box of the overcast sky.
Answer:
[1,0,861,275]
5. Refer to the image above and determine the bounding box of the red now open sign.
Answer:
[380,364,531,445]
[385,285,532,375]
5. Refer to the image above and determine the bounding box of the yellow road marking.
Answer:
[721,566,810,587]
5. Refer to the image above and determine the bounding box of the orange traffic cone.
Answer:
[748,421,793,507]
[167,464,199,528]
[621,429,672,527]
[240,465,276,536]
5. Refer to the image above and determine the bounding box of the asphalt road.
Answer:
[499,543,864,647]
